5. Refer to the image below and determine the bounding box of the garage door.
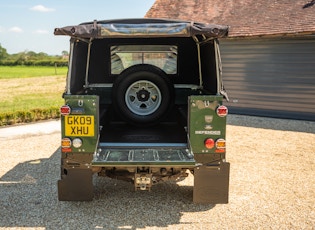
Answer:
[220,38,315,121]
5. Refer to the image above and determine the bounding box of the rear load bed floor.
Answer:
[95,117,192,166]
[99,121,187,145]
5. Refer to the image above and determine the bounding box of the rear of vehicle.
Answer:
[55,19,230,203]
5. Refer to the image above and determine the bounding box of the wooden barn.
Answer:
[145,0,315,121]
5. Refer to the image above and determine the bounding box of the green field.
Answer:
[0,66,68,125]
[0,65,68,79]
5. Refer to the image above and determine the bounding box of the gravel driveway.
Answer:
[0,115,314,229]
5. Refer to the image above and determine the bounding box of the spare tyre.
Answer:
[112,64,174,126]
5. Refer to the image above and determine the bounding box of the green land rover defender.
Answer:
[55,18,230,203]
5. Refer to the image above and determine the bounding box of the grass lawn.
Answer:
[0,66,67,125]
[0,75,66,113]
[0,65,68,79]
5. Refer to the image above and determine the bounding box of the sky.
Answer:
[0,0,156,55]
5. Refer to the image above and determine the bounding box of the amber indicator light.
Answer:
[61,138,71,148]
[215,138,226,149]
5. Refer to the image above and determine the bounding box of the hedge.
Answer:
[0,107,60,126]
[0,60,68,66]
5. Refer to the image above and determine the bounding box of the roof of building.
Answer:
[145,0,315,37]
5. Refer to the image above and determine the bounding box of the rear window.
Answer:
[110,45,177,75]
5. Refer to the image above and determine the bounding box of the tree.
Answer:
[62,50,69,56]
[0,43,8,61]
[0,44,68,66]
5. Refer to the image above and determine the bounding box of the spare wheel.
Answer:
[112,64,174,125]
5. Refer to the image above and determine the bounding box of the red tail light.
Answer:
[204,138,215,149]
[216,105,228,117]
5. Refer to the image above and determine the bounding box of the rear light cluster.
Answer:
[61,137,83,151]
[203,105,228,151]
[204,138,226,149]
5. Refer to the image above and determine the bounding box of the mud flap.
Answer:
[58,168,93,201]
[193,162,230,204]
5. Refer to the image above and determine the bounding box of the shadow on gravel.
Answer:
[227,114,315,134]
[0,148,214,229]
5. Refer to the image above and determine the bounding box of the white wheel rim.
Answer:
[125,80,162,116]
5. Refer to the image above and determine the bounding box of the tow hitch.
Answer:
[135,173,152,191]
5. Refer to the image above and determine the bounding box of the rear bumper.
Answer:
[92,146,195,167]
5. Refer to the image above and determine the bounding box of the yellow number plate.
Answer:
[65,115,94,137]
